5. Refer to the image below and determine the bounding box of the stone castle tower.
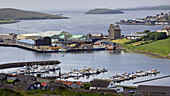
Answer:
[108,24,121,40]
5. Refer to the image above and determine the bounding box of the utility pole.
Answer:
[93,54,94,70]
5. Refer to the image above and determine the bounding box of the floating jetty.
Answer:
[61,67,108,79]
[0,60,60,69]
[112,69,160,83]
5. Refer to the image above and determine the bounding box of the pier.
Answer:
[133,75,170,84]
[0,60,61,69]
[0,43,47,53]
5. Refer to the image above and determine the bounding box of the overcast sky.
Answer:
[0,0,170,11]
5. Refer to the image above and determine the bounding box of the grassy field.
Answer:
[123,37,170,57]
[0,87,122,96]
[111,38,131,44]
[0,20,17,24]
[0,88,24,96]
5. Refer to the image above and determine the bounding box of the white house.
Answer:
[126,34,146,40]
[156,27,170,36]
[90,79,124,93]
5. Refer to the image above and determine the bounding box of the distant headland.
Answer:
[0,8,69,24]
[118,5,170,10]
[85,8,124,14]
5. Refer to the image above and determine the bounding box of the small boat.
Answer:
[58,48,69,52]
[61,73,69,79]
[69,72,83,77]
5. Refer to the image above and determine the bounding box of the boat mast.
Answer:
[93,54,94,70]
[0,27,2,37]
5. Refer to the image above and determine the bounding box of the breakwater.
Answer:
[133,75,170,84]
[0,60,61,69]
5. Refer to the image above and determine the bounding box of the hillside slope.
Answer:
[123,37,170,57]
[138,37,170,56]
[0,8,68,20]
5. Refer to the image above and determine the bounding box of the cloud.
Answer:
[0,0,170,10]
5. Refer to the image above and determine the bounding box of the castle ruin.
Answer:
[108,24,121,40]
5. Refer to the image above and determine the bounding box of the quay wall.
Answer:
[0,43,106,53]
[0,60,61,69]
[0,43,46,53]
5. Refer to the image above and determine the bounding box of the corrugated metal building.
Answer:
[17,33,41,40]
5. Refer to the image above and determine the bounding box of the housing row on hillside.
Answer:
[117,11,170,25]
[1,73,170,95]
[126,27,170,40]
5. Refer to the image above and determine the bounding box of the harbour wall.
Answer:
[0,60,61,69]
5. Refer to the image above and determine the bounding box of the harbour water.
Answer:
[0,10,170,86]
[0,47,170,86]
[0,10,169,35]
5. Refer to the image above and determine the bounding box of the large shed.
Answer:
[138,85,170,96]
[40,31,71,41]
[17,33,41,40]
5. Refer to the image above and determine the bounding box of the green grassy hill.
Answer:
[85,8,124,14]
[138,37,170,56]
[123,37,170,57]
[0,8,68,20]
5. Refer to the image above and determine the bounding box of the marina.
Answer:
[0,62,161,84]
[0,47,169,86]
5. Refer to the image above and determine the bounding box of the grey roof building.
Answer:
[13,75,37,85]
[0,73,7,84]
[138,85,170,96]
[90,79,123,93]
[0,73,7,80]
[15,75,37,81]
[15,82,37,91]
[45,82,69,90]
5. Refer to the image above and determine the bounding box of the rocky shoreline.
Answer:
[123,48,170,59]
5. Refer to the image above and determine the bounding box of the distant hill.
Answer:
[118,5,170,10]
[0,8,68,20]
[85,8,124,14]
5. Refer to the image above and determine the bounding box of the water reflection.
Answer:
[107,50,121,54]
